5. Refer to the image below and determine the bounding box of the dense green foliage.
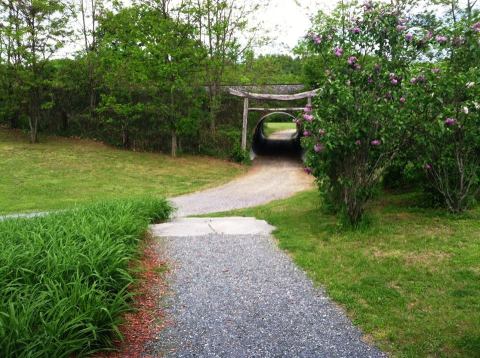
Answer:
[0,0,303,159]
[298,1,480,224]
[404,17,480,212]
[219,190,480,357]
[0,198,172,357]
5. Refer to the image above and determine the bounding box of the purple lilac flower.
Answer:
[351,27,361,34]
[444,118,457,126]
[417,74,426,83]
[303,114,314,122]
[304,105,312,113]
[355,140,362,145]
[363,1,373,11]
[354,63,361,70]
[304,167,312,175]
[368,77,374,84]
[410,77,417,84]
[347,56,358,65]
[303,130,311,137]
[400,97,406,103]
[432,68,440,74]
[318,129,326,136]
[424,163,432,170]
[396,25,407,31]
[313,35,322,44]
[405,33,414,41]
[314,143,325,153]
[449,38,462,48]
[425,31,433,40]
[391,78,398,85]
[472,22,480,32]
[435,35,448,44]
[371,139,381,146]
[334,47,344,57]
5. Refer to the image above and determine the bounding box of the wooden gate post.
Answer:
[241,98,249,151]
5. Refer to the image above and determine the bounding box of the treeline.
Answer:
[0,0,303,158]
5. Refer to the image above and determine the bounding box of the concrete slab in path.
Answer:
[150,217,276,237]
[149,217,385,357]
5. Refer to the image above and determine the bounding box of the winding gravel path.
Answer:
[170,156,313,217]
[149,155,384,357]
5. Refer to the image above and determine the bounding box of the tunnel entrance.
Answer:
[228,87,318,159]
[252,112,302,158]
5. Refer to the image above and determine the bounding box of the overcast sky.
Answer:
[251,0,340,54]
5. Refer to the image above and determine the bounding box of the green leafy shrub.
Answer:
[230,143,251,164]
[0,198,172,357]
[404,16,480,212]
[298,1,421,225]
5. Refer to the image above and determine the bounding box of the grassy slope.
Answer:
[218,190,480,357]
[0,129,245,214]
[263,122,297,137]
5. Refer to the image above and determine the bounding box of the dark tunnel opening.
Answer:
[251,113,303,159]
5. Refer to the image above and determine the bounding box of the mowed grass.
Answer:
[0,129,245,214]
[0,198,172,357]
[218,191,480,357]
[263,122,297,137]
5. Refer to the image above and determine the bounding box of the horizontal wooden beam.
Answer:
[248,107,305,112]
[229,88,319,101]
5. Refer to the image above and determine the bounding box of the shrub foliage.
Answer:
[0,198,172,357]
[298,1,480,223]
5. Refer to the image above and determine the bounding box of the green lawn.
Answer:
[0,129,245,214]
[263,122,297,137]
[218,190,480,357]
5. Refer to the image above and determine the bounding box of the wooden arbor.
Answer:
[229,88,319,150]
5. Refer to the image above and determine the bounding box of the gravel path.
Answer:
[149,156,384,357]
[170,156,313,217]
[149,218,385,357]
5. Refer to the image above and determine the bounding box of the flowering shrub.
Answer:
[404,16,480,212]
[298,1,422,225]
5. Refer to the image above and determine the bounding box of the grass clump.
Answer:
[0,198,172,357]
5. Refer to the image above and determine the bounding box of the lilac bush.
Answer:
[404,16,480,212]
[298,1,422,225]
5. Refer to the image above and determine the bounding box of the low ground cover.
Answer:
[219,191,480,357]
[263,122,297,137]
[0,198,171,357]
[0,129,245,214]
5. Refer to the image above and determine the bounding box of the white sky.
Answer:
[251,0,340,54]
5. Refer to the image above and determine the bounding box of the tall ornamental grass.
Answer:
[0,198,172,357]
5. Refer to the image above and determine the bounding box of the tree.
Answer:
[77,0,104,119]
[96,3,204,155]
[0,0,71,143]
[184,0,261,133]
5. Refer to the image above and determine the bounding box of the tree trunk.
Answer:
[9,112,19,129]
[29,88,40,143]
[171,131,178,157]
